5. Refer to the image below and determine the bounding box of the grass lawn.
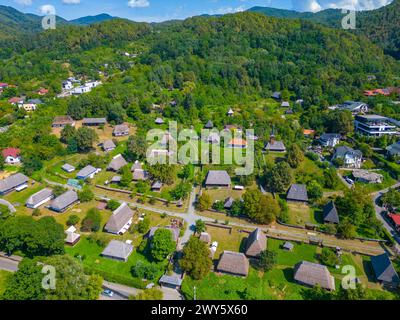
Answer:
[0,270,11,296]
[65,236,167,288]
[1,183,44,215]
[268,238,317,266]
[205,187,245,204]
[206,225,249,257]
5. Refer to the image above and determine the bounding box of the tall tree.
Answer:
[180,236,212,280]
[151,228,176,261]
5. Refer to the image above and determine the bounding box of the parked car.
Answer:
[344,177,354,185]
[102,289,114,297]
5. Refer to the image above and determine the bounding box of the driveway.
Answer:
[0,256,20,272]
[100,280,142,300]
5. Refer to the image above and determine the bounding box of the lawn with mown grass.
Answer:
[65,237,167,288]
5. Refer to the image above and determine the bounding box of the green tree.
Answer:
[67,215,80,226]
[197,193,212,211]
[319,248,339,267]
[307,180,323,201]
[194,219,206,234]
[129,288,163,300]
[126,135,147,161]
[151,228,176,261]
[137,216,151,234]
[180,236,212,280]
[60,125,76,144]
[75,127,98,153]
[265,161,293,193]
[106,200,120,211]
[337,219,357,239]
[120,165,132,188]
[242,190,279,224]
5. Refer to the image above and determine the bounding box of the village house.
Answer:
[294,261,335,291]
[2,148,21,165]
[131,160,142,172]
[333,146,363,169]
[113,124,130,137]
[245,228,267,258]
[110,176,121,184]
[107,154,128,172]
[62,80,73,90]
[155,117,164,125]
[271,91,281,100]
[19,99,43,112]
[370,253,400,287]
[37,88,49,96]
[199,232,211,244]
[204,120,213,129]
[319,133,341,148]
[61,163,75,173]
[264,136,286,152]
[76,165,101,180]
[0,173,29,195]
[65,226,81,246]
[281,101,290,108]
[227,108,234,117]
[148,226,180,243]
[52,116,76,128]
[8,97,24,105]
[387,141,400,158]
[322,201,340,224]
[216,251,249,277]
[104,203,134,235]
[303,129,315,137]
[389,214,400,233]
[352,170,383,184]
[354,115,398,137]
[133,168,149,181]
[101,240,133,262]
[204,131,220,145]
[159,275,183,290]
[224,197,234,210]
[82,118,107,127]
[102,140,116,152]
[283,241,294,251]
[205,170,231,188]
[26,188,54,209]
[49,190,79,213]
[287,184,309,203]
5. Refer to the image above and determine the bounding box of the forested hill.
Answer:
[248,1,400,59]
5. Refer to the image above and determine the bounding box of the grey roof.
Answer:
[283,241,294,250]
[0,173,29,194]
[26,188,53,207]
[371,253,400,284]
[281,101,290,107]
[111,176,122,183]
[155,117,164,124]
[27,99,43,104]
[133,169,149,181]
[204,120,213,129]
[205,170,231,186]
[320,133,341,141]
[101,240,133,261]
[217,251,249,276]
[105,203,134,234]
[107,154,128,172]
[82,118,107,125]
[224,197,234,209]
[0,199,16,213]
[65,231,80,244]
[245,228,267,258]
[323,201,340,224]
[340,101,368,111]
[149,227,180,242]
[159,275,182,287]
[199,232,211,244]
[334,146,362,159]
[151,181,163,189]
[52,116,74,126]
[103,140,116,151]
[62,164,75,172]
[352,170,383,183]
[50,190,78,212]
[265,140,286,152]
[113,124,129,135]
[287,184,309,202]
[387,142,400,156]
[76,165,97,178]
[294,261,335,290]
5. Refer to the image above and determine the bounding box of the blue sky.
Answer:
[2,0,393,22]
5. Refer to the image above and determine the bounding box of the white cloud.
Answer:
[292,0,392,12]
[209,6,246,15]
[128,0,150,8]
[14,0,32,5]
[39,4,56,15]
[62,0,81,4]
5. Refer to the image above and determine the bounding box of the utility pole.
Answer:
[193,286,196,301]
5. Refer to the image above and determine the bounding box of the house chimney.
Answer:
[270,135,276,144]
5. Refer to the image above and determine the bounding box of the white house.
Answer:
[333,146,363,169]
[76,165,101,180]
[26,188,54,209]
[2,148,21,165]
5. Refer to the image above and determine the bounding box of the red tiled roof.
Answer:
[0,83,8,87]
[229,138,247,146]
[2,148,20,158]
[389,214,400,226]
[303,129,315,135]
[8,97,23,104]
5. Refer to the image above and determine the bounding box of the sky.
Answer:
[2,0,393,22]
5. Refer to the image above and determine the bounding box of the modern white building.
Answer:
[355,115,398,137]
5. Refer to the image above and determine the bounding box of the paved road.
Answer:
[100,280,142,300]
[0,257,19,272]
[371,182,400,245]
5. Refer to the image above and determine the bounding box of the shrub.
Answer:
[81,208,102,232]
[106,200,120,211]
[67,215,80,226]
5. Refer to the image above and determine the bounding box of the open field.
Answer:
[206,225,249,257]
[287,203,316,226]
